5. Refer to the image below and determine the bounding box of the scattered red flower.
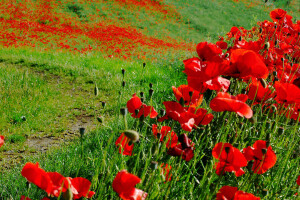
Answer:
[21,162,95,198]
[243,140,277,174]
[116,133,134,156]
[270,9,287,22]
[210,92,253,119]
[172,85,203,107]
[152,124,178,148]
[160,163,172,182]
[212,143,247,177]
[0,135,4,147]
[217,185,260,200]
[167,133,194,161]
[127,94,158,119]
[297,175,300,186]
[112,170,147,200]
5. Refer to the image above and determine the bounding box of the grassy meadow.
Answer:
[0,0,299,199]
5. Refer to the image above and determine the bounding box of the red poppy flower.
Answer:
[65,177,95,199]
[112,170,147,200]
[270,9,287,22]
[210,92,253,119]
[216,41,228,50]
[212,143,247,177]
[274,82,300,104]
[47,172,68,197]
[183,58,227,90]
[297,175,300,186]
[160,101,213,132]
[20,196,31,200]
[228,49,269,79]
[115,133,134,156]
[216,186,260,200]
[172,85,203,107]
[196,42,223,61]
[0,135,4,147]
[243,140,277,174]
[247,79,275,103]
[127,94,158,118]
[152,124,178,148]
[204,76,230,92]
[167,134,194,161]
[160,163,172,182]
[21,162,53,195]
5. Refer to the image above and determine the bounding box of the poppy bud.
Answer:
[143,62,146,68]
[140,97,144,103]
[102,101,106,109]
[160,109,165,116]
[79,127,85,137]
[247,160,254,172]
[26,181,31,189]
[149,89,154,98]
[150,161,158,170]
[21,116,26,122]
[225,147,230,154]
[140,91,144,97]
[149,83,153,88]
[122,68,125,77]
[179,97,185,106]
[63,187,73,200]
[261,148,267,155]
[259,28,262,33]
[274,24,277,29]
[278,127,284,134]
[259,78,268,88]
[189,91,193,99]
[124,130,139,142]
[94,84,99,96]
[120,107,128,116]
[97,116,104,123]
[275,40,278,46]
[264,42,270,50]
[122,81,126,88]
[281,57,285,62]
[134,109,139,116]
[238,36,242,41]
[225,53,229,58]
[241,89,247,94]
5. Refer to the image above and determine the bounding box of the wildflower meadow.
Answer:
[0,0,299,199]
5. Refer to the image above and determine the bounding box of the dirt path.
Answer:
[0,60,106,171]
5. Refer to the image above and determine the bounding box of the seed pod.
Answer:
[143,62,146,68]
[97,116,103,123]
[140,91,144,97]
[122,81,126,87]
[79,127,85,137]
[261,148,267,155]
[140,97,144,103]
[264,42,270,50]
[94,84,99,96]
[188,91,193,99]
[63,187,73,200]
[122,68,125,78]
[120,107,128,116]
[225,147,230,154]
[149,83,153,88]
[259,78,268,88]
[149,89,154,98]
[124,130,139,142]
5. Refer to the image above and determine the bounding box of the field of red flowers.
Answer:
[0,0,194,60]
[0,0,299,199]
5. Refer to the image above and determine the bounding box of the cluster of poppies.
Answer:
[20,162,95,199]
[115,8,299,199]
